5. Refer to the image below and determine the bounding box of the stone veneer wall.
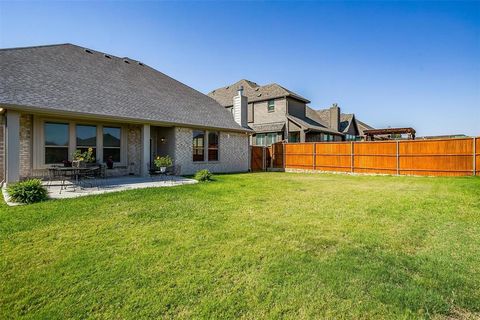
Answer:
[174,127,249,175]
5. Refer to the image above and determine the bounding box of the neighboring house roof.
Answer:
[356,119,375,136]
[208,79,310,107]
[315,108,373,135]
[250,121,285,133]
[287,115,343,135]
[0,44,248,132]
[305,106,330,127]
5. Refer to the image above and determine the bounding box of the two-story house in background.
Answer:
[208,79,344,145]
[209,79,376,145]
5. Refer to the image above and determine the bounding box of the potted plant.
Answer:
[106,156,114,169]
[72,148,95,168]
[153,155,173,173]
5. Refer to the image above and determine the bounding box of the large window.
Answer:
[103,127,121,162]
[76,124,97,160]
[208,131,219,161]
[193,130,205,161]
[44,122,69,164]
[267,100,275,112]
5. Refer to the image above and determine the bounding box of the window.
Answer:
[256,134,266,146]
[266,133,278,146]
[103,127,121,162]
[322,134,330,141]
[267,100,275,112]
[44,122,69,164]
[76,124,97,160]
[193,130,205,161]
[208,132,219,161]
[346,134,357,141]
[289,132,300,143]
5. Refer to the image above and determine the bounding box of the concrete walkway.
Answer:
[46,175,197,199]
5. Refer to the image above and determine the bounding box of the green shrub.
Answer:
[194,169,213,182]
[7,179,48,204]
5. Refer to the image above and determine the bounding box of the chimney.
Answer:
[329,103,340,132]
[232,86,248,128]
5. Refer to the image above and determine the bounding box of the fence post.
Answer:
[283,142,286,170]
[262,147,266,171]
[396,140,400,175]
[351,141,354,173]
[474,137,477,176]
[313,143,316,170]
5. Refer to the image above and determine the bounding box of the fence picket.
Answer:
[269,137,479,177]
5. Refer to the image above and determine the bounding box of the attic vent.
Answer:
[104,54,111,59]
[123,60,130,64]
[137,61,144,66]
[84,49,93,54]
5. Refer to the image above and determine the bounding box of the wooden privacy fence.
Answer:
[270,137,480,177]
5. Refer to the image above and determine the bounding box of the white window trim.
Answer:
[33,116,127,170]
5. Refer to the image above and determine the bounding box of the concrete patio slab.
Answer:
[46,176,197,200]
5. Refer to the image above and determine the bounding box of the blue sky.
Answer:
[0,1,479,136]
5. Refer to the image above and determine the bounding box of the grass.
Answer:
[1,172,479,319]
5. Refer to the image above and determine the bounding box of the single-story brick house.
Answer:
[0,44,251,183]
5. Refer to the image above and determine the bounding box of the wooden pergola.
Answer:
[363,127,416,141]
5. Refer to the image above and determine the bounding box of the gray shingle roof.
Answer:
[208,79,310,107]
[0,44,248,132]
[356,119,375,136]
[287,115,343,135]
[315,108,374,134]
[250,121,285,133]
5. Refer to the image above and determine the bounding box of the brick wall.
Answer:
[19,114,33,179]
[251,98,287,124]
[4,115,247,179]
[0,116,4,182]
[174,127,249,175]
[126,124,141,176]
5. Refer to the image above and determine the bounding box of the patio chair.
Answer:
[77,168,100,190]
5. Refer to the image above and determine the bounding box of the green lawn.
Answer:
[1,173,479,319]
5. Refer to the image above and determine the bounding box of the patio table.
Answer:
[48,166,100,191]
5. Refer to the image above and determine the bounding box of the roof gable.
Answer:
[208,79,310,107]
[0,44,246,132]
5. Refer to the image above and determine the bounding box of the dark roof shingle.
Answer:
[208,79,310,107]
[0,44,247,132]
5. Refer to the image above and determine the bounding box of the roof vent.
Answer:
[257,93,262,97]
[123,59,130,64]
[104,54,111,59]
[226,86,230,89]
[255,88,259,91]
[137,61,144,66]
[84,49,93,54]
